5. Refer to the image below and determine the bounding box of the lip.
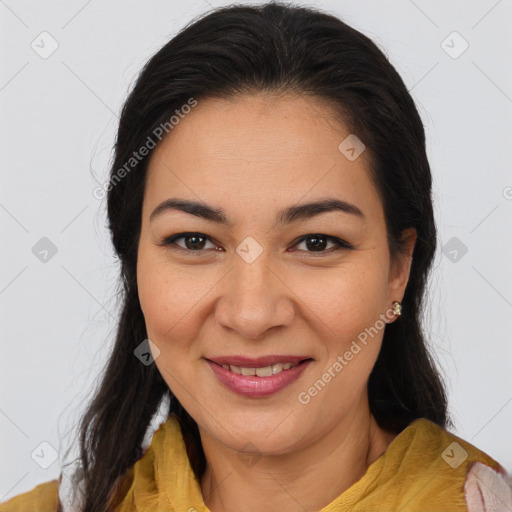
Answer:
[207,355,310,368]
[205,357,313,398]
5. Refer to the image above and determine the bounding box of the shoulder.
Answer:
[395,417,503,471]
[0,417,183,512]
[0,480,59,512]
[391,418,512,511]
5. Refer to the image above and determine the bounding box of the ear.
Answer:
[388,227,417,301]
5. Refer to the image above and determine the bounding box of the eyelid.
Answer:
[289,234,353,252]
[159,232,353,254]
[158,232,220,252]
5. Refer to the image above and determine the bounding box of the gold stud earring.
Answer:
[392,301,402,317]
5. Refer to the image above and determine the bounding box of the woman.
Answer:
[2,3,510,511]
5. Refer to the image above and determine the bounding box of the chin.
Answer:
[207,409,306,454]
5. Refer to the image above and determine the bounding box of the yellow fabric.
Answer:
[0,479,59,512]
[0,416,503,512]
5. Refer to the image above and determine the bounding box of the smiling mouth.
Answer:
[208,358,313,377]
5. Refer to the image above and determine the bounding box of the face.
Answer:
[137,93,415,455]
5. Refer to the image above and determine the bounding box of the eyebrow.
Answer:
[149,197,364,225]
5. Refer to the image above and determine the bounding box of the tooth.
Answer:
[226,362,301,376]
[272,363,283,374]
[256,366,273,377]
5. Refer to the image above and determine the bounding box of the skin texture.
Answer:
[137,92,416,512]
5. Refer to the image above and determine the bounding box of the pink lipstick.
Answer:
[205,356,313,397]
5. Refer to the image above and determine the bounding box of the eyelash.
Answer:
[158,232,353,256]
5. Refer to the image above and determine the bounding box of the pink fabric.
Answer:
[464,462,512,511]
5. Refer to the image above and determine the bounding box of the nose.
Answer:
[214,255,295,340]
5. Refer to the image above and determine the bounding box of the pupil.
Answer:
[186,235,205,250]
[306,235,326,251]
[183,235,328,251]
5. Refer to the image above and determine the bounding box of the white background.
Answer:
[1,0,511,501]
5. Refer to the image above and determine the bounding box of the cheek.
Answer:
[136,252,218,353]
[289,259,390,335]
[137,264,176,337]
[136,257,207,397]
[290,260,389,397]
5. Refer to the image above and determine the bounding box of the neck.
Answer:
[198,394,396,512]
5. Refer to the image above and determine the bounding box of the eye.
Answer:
[159,232,352,255]
[160,232,219,252]
[291,234,353,254]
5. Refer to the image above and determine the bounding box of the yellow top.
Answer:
[1,416,509,511]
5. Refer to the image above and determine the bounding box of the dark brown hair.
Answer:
[75,3,449,510]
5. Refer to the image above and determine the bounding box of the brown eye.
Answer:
[162,232,218,252]
[304,235,328,251]
[294,234,352,253]
[182,234,207,250]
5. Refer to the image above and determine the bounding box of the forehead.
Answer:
[150,93,347,166]
[144,93,381,221]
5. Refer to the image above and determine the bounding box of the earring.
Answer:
[392,301,402,317]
